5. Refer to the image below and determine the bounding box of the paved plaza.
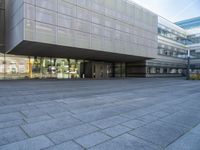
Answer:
[0,78,200,150]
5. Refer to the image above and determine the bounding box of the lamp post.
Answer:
[186,49,190,80]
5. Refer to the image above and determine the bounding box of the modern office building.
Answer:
[145,17,188,77]
[176,17,200,73]
[0,0,199,79]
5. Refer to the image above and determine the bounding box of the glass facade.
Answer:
[186,34,200,45]
[148,19,188,77]
[0,53,131,79]
[0,54,29,79]
[158,46,186,59]
[147,67,184,75]
[158,24,186,44]
[0,54,83,79]
[176,17,200,29]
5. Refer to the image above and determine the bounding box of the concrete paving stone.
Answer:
[71,103,114,114]
[37,106,68,114]
[108,104,138,114]
[47,124,99,144]
[0,127,28,146]
[91,116,129,129]
[72,109,119,122]
[21,109,47,118]
[0,120,25,129]
[49,111,73,118]
[89,133,159,150]
[102,125,131,137]
[27,101,57,106]
[66,100,106,110]
[150,111,170,118]
[61,98,84,105]
[0,112,24,123]
[24,115,52,123]
[35,102,63,109]
[21,116,82,137]
[122,119,147,129]
[121,109,151,120]
[0,78,200,149]
[160,111,200,128]
[0,135,54,150]
[44,141,84,150]
[191,124,200,134]
[2,97,37,105]
[129,121,187,148]
[137,114,159,123]
[0,104,36,114]
[75,132,110,148]
[161,106,183,114]
[165,132,200,150]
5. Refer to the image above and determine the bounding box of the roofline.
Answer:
[175,16,200,25]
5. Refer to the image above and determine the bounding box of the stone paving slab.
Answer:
[102,125,131,137]
[91,116,129,129]
[0,78,200,149]
[47,124,99,144]
[165,132,200,150]
[160,110,200,129]
[122,119,147,129]
[191,124,200,134]
[0,119,25,129]
[21,109,47,118]
[0,127,27,146]
[44,141,84,150]
[129,121,188,148]
[21,116,82,137]
[89,134,159,150]
[0,112,24,123]
[0,135,53,150]
[75,132,111,148]
[24,115,53,123]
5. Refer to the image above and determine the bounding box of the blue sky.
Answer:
[130,0,200,22]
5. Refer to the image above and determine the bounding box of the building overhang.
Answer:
[7,41,153,62]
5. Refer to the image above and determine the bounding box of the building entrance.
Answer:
[80,61,113,79]
[92,62,112,79]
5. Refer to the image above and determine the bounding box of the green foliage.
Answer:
[190,74,200,80]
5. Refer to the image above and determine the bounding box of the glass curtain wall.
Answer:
[158,25,186,44]
[0,54,83,79]
[114,63,126,77]
[0,54,129,79]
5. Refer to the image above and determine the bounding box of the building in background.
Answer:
[176,17,200,74]
[0,0,199,79]
[145,17,187,77]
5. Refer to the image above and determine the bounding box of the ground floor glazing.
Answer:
[0,54,128,79]
[1,53,198,79]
